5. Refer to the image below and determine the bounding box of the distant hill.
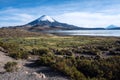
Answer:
[0,28,45,37]
[106,25,120,30]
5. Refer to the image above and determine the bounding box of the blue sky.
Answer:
[0,0,120,27]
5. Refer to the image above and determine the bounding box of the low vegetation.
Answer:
[0,35,120,80]
[4,62,18,72]
[35,54,120,80]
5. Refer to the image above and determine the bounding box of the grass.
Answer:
[0,36,120,51]
[0,36,120,59]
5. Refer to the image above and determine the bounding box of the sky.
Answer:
[0,0,120,28]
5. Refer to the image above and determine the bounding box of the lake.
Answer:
[48,30,120,37]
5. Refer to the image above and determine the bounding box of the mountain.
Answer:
[21,15,110,31]
[27,15,55,26]
[25,15,83,31]
[4,15,120,32]
[106,25,120,30]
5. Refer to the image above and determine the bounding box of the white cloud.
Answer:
[53,12,120,28]
[0,9,36,26]
[1,3,120,28]
[13,13,35,22]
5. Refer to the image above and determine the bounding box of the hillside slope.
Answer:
[0,28,46,37]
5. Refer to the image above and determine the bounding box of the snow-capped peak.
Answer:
[38,15,55,22]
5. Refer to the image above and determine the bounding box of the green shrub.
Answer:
[37,54,55,66]
[9,50,29,59]
[31,48,51,55]
[36,55,86,80]
[4,62,18,72]
[55,49,73,56]
[52,61,86,80]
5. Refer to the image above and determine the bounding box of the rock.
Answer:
[32,72,46,79]
[17,65,21,68]
[32,72,37,75]
[28,57,32,59]
[41,73,46,78]
[25,71,28,74]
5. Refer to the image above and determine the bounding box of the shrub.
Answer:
[9,50,29,59]
[55,49,73,56]
[53,61,86,80]
[37,54,55,66]
[4,62,18,72]
[31,48,51,55]
[36,54,86,80]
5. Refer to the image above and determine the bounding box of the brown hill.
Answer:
[0,28,45,37]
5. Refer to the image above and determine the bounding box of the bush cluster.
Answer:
[4,62,18,72]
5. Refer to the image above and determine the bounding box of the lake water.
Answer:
[48,30,120,37]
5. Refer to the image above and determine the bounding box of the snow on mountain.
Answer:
[37,15,55,22]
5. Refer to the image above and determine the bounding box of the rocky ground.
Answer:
[0,51,69,80]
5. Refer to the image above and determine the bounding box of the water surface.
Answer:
[48,30,120,37]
